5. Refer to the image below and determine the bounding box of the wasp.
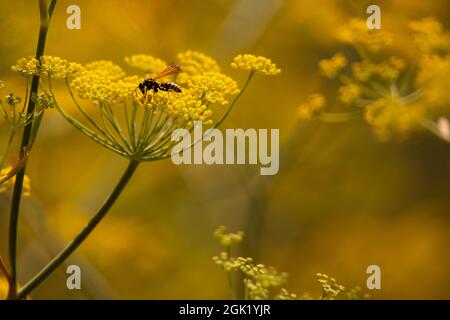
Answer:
[134,62,182,97]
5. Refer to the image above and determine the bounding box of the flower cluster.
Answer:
[11,56,82,79]
[124,54,167,74]
[319,53,347,79]
[316,273,345,300]
[297,94,326,120]
[299,17,450,142]
[336,19,392,52]
[10,51,279,161]
[212,227,367,300]
[231,54,281,75]
[214,225,244,247]
[213,226,290,300]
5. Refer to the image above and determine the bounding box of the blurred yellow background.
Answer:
[1,0,450,299]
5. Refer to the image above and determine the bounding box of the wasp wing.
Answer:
[153,62,181,80]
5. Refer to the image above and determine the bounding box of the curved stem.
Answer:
[17,159,140,299]
[8,0,57,298]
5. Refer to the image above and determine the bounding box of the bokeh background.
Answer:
[1,0,450,299]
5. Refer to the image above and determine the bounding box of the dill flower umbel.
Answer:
[231,54,281,75]
[14,51,280,161]
[298,17,450,142]
[319,53,347,79]
[297,94,326,120]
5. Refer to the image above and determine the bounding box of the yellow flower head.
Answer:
[188,72,239,105]
[85,60,125,81]
[338,83,361,105]
[297,94,326,120]
[416,54,450,107]
[337,19,392,52]
[11,57,39,76]
[70,70,126,104]
[11,56,83,79]
[124,54,167,74]
[231,54,281,75]
[409,18,450,54]
[0,166,31,196]
[176,50,221,84]
[319,53,347,79]
[214,226,244,247]
[365,98,425,140]
[316,273,346,300]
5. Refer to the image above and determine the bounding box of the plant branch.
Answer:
[8,0,57,298]
[17,160,139,299]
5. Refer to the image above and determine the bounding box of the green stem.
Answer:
[17,160,139,299]
[8,0,57,298]
[214,71,254,129]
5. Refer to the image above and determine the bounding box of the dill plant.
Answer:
[0,0,282,299]
[297,18,450,143]
[213,226,367,300]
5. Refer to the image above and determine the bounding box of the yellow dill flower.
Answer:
[275,288,298,300]
[416,54,450,107]
[351,61,375,82]
[319,53,347,79]
[374,57,406,80]
[316,273,346,300]
[297,94,326,120]
[0,166,31,196]
[11,56,82,79]
[11,57,39,76]
[70,70,126,104]
[338,83,361,104]
[85,60,125,81]
[409,18,450,53]
[188,72,239,105]
[124,54,167,74]
[176,50,221,85]
[231,54,281,75]
[214,226,244,247]
[337,19,392,52]
[365,98,425,140]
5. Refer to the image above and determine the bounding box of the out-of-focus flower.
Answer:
[338,83,361,105]
[409,18,450,54]
[316,273,345,300]
[297,94,326,120]
[319,53,347,79]
[365,98,425,140]
[0,166,31,196]
[231,54,281,75]
[436,117,450,142]
[299,17,450,142]
[214,226,244,247]
[337,19,392,52]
